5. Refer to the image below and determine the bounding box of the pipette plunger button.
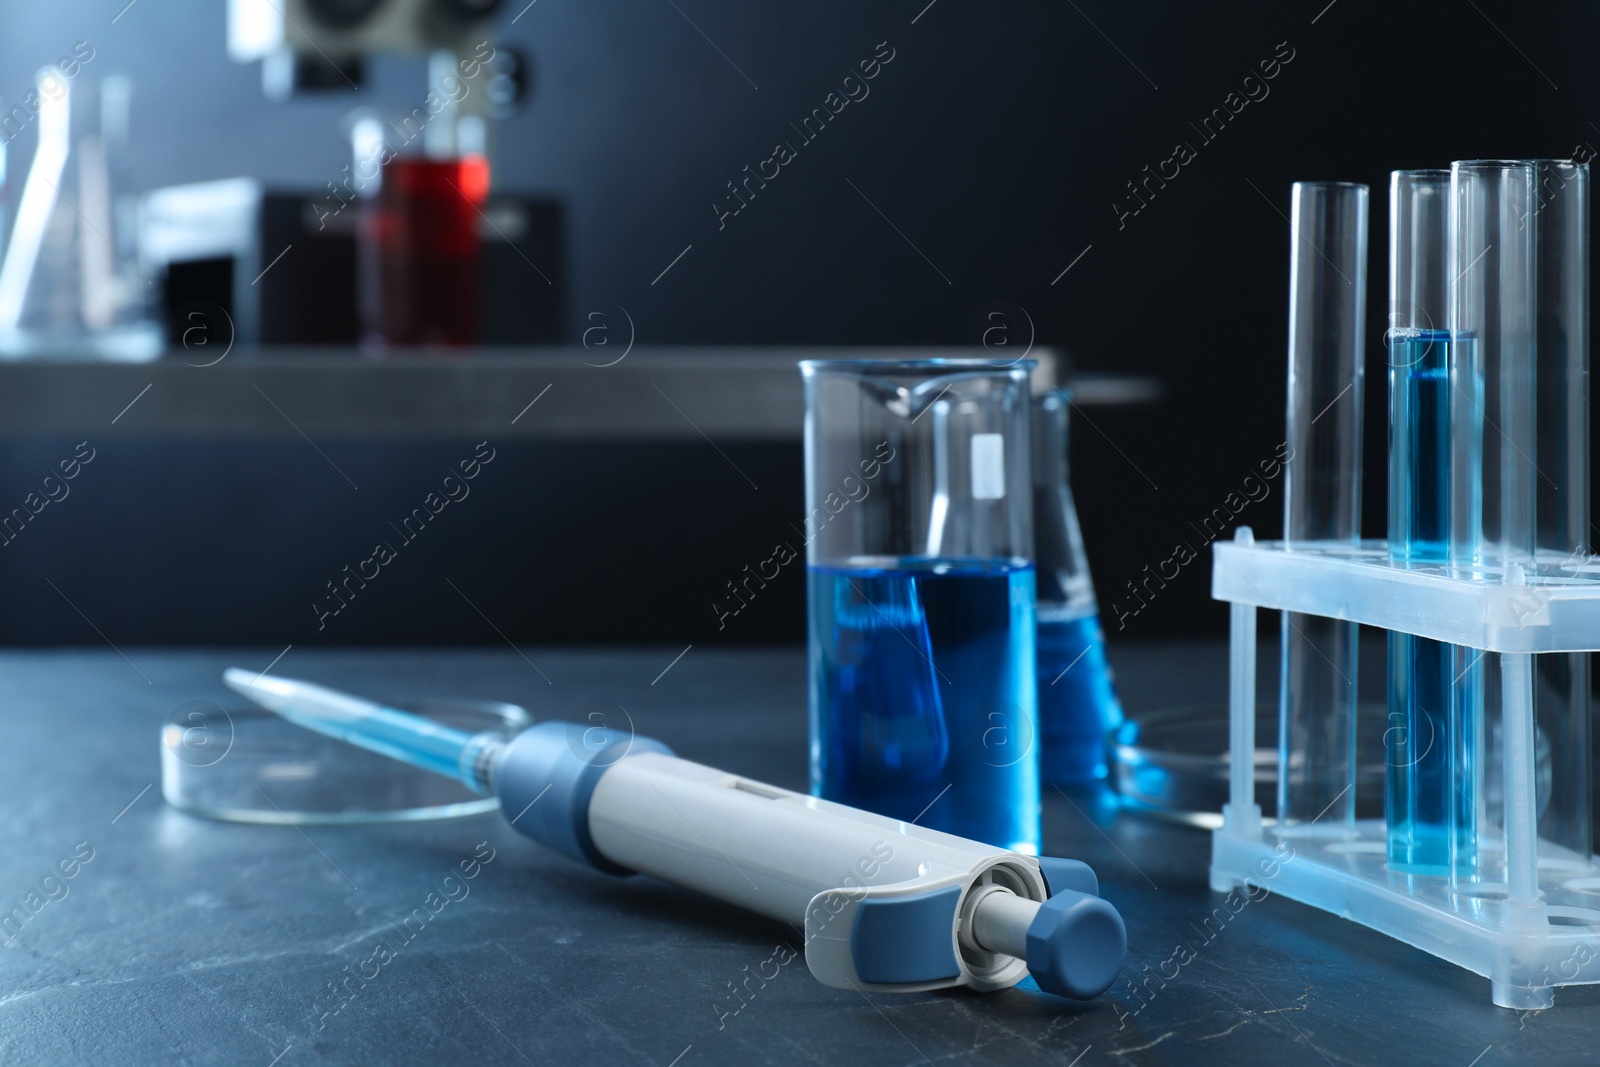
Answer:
[1024,888,1126,1000]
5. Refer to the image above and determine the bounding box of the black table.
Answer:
[2,643,1596,1066]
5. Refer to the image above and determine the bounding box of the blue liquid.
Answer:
[1387,330,1476,873]
[807,558,1040,853]
[1037,609,1124,784]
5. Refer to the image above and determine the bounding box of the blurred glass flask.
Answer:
[349,87,489,350]
[1032,390,1125,784]
[0,70,158,360]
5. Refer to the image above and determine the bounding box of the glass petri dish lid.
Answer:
[1113,702,1389,829]
[161,696,528,824]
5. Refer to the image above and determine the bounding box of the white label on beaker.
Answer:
[971,433,1005,500]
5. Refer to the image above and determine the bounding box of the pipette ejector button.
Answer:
[495,721,675,875]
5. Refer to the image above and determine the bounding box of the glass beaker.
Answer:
[0,70,158,360]
[1032,390,1124,785]
[800,358,1039,854]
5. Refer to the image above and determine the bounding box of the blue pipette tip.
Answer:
[222,668,503,794]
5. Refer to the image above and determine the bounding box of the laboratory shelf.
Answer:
[0,346,1154,441]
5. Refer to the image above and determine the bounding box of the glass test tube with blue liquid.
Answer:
[1386,169,1476,873]
[1032,391,1123,785]
[801,359,1040,854]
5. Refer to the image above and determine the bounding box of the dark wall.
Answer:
[1,3,1597,644]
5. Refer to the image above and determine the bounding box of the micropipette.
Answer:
[223,669,1126,1000]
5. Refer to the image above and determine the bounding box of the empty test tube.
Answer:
[1451,161,1538,570]
[1279,181,1367,833]
[1450,160,1538,887]
[1386,170,1473,873]
[1528,160,1590,863]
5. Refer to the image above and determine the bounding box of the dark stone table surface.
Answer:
[2,643,1597,1065]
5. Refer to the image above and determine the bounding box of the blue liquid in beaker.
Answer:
[807,558,1040,853]
[1037,607,1124,784]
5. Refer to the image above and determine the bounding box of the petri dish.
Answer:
[1113,702,1388,829]
[161,697,528,824]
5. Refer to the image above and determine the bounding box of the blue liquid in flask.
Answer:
[807,558,1040,854]
[1387,329,1477,874]
[1037,607,1124,785]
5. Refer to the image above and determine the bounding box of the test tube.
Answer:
[1386,170,1471,873]
[1279,181,1367,833]
[1529,160,1590,862]
[1452,162,1537,570]
[1450,160,1537,887]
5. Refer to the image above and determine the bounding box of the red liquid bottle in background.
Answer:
[362,154,489,349]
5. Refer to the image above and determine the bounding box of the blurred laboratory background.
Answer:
[0,0,1593,646]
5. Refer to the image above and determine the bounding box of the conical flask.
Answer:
[1033,390,1124,784]
[0,70,158,360]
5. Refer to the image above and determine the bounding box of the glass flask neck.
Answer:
[1031,393,1096,615]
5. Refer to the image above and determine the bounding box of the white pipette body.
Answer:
[224,670,1125,999]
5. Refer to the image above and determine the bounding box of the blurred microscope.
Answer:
[145,0,562,350]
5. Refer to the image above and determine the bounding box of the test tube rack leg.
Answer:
[1210,527,1600,1010]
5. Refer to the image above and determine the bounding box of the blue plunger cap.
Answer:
[1024,888,1126,999]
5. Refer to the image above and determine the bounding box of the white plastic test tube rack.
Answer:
[1210,527,1600,1010]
